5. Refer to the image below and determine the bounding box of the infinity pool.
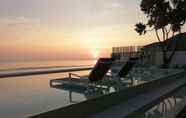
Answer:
[0,71,92,118]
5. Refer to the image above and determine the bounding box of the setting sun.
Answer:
[92,51,99,58]
[90,46,100,59]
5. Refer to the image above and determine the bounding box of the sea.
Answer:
[0,60,97,118]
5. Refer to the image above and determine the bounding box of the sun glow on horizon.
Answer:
[2,0,184,61]
[91,46,100,59]
[92,51,99,58]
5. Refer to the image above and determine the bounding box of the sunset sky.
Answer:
[0,0,186,61]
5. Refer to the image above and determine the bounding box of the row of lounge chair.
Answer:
[50,57,139,90]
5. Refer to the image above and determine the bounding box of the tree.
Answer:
[135,0,186,68]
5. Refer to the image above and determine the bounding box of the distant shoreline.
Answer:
[0,58,97,63]
[0,59,96,72]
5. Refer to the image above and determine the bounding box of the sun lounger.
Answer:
[50,58,114,88]
[109,57,139,87]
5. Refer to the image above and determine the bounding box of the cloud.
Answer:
[0,16,41,40]
[0,16,40,27]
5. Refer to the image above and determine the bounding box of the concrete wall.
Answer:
[153,51,186,67]
[171,51,186,66]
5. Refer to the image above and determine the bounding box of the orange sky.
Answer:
[0,0,185,61]
[0,24,156,61]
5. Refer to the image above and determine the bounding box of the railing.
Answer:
[30,69,186,118]
[0,67,93,78]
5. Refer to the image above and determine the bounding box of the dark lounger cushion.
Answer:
[89,58,113,81]
[118,57,139,78]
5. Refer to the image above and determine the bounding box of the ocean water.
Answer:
[0,60,96,118]
[0,60,96,71]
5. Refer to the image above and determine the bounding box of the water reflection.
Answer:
[50,83,117,104]
[139,87,186,118]
[0,71,90,118]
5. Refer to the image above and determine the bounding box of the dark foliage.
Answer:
[135,0,186,67]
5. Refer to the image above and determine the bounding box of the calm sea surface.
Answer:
[0,60,96,118]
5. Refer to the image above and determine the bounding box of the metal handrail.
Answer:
[69,72,82,78]
[0,67,93,78]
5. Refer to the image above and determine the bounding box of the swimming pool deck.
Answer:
[50,77,90,88]
[30,69,185,118]
[50,75,132,89]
